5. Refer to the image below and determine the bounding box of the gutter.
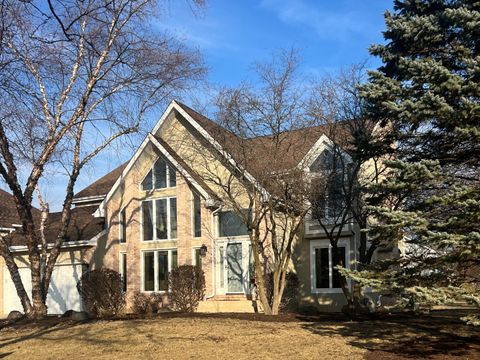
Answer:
[8,230,107,253]
[72,195,106,205]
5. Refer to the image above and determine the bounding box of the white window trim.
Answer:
[192,246,201,267]
[139,155,176,192]
[215,238,251,295]
[191,191,202,238]
[119,252,127,291]
[215,209,250,240]
[310,238,351,294]
[140,196,177,242]
[140,248,177,293]
[119,207,127,243]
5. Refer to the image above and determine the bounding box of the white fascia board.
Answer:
[72,195,105,204]
[172,100,270,199]
[9,230,106,252]
[298,133,352,171]
[147,134,210,200]
[99,101,178,210]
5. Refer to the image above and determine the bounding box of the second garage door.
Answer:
[3,262,85,314]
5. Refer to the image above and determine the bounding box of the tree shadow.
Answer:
[0,318,126,350]
[301,310,480,358]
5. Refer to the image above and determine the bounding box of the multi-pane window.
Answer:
[218,210,249,237]
[119,253,127,292]
[313,245,347,289]
[193,192,202,237]
[141,157,176,191]
[119,208,127,243]
[310,149,347,220]
[143,249,178,292]
[142,197,177,241]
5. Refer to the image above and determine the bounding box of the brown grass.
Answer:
[0,311,478,360]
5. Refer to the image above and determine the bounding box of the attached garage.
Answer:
[3,261,86,315]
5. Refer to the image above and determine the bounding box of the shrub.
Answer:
[266,271,300,312]
[168,265,205,312]
[131,291,163,315]
[77,268,125,317]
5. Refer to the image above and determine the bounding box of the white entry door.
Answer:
[217,242,252,295]
[3,263,85,314]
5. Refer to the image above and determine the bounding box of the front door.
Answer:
[226,243,243,293]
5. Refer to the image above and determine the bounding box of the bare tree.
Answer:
[0,0,205,319]
[173,50,322,315]
[308,65,391,311]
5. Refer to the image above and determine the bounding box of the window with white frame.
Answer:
[192,191,202,238]
[312,243,348,291]
[142,197,177,241]
[119,208,127,243]
[218,210,249,237]
[141,156,176,191]
[193,248,202,269]
[119,253,127,292]
[310,149,347,220]
[143,249,178,291]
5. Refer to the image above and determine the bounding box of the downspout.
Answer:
[205,204,223,300]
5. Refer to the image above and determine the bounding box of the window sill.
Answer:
[141,239,177,243]
[217,235,250,240]
[140,186,177,192]
[311,288,345,294]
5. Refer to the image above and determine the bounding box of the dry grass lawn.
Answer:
[0,312,479,359]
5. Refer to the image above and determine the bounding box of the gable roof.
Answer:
[78,100,355,209]
[0,189,41,229]
[5,205,104,247]
[73,162,128,200]
[175,101,352,175]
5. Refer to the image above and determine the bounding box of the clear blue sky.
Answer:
[160,0,391,85]
[18,0,394,210]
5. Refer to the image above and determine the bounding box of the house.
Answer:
[0,100,387,315]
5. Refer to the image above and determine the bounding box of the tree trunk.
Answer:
[0,240,33,314]
[28,245,48,318]
[270,268,287,315]
[331,243,355,314]
[255,266,272,315]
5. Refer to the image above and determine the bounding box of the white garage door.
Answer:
[3,263,85,314]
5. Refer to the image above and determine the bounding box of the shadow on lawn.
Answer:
[0,317,124,352]
[301,310,480,359]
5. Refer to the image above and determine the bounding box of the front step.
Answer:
[197,299,258,313]
[207,294,249,301]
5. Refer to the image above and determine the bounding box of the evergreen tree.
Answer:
[349,0,480,325]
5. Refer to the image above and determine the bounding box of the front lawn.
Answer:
[0,311,478,359]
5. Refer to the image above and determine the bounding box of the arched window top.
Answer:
[141,156,176,191]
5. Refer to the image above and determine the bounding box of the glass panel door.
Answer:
[226,243,243,293]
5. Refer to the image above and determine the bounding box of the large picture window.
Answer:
[218,210,249,237]
[312,243,347,291]
[141,156,176,191]
[142,197,177,241]
[143,249,178,292]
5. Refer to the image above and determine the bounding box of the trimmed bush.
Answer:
[168,265,205,312]
[131,291,163,315]
[77,268,125,317]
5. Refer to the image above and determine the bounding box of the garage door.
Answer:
[3,263,85,314]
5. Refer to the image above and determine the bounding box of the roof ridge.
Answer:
[174,100,240,138]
